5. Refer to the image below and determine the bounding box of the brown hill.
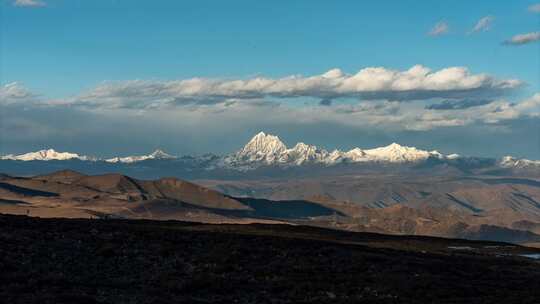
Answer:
[34,169,86,183]
[2,170,540,244]
[0,171,255,223]
[139,178,250,210]
[74,173,145,194]
[199,175,540,226]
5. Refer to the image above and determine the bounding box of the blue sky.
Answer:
[1,0,540,158]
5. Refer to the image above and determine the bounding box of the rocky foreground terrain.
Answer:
[1,214,540,303]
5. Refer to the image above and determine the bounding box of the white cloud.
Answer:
[72,92,539,132]
[13,0,46,7]
[316,93,540,131]
[426,93,540,126]
[503,32,540,45]
[428,21,449,36]
[514,93,540,111]
[469,16,495,34]
[2,83,539,148]
[175,93,540,131]
[1,74,533,132]
[529,3,540,13]
[64,65,521,110]
[0,82,37,105]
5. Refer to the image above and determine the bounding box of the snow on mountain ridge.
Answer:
[286,142,331,165]
[105,149,176,163]
[223,133,451,169]
[0,149,87,161]
[499,156,540,169]
[0,148,176,163]
[2,133,539,171]
[235,132,288,163]
[361,143,442,163]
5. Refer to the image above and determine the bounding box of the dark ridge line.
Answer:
[0,198,30,205]
[513,192,540,209]
[463,177,540,188]
[445,193,483,213]
[0,182,59,197]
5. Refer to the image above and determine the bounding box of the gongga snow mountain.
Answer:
[1,132,539,177]
[221,132,456,169]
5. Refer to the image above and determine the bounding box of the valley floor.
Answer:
[1,214,540,303]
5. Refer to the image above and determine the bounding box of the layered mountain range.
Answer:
[2,169,540,245]
[3,134,540,244]
[1,132,539,175]
[1,149,92,162]
[104,149,176,163]
[221,132,453,169]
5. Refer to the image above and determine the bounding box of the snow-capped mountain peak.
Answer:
[222,133,452,169]
[289,142,321,156]
[105,149,176,163]
[0,149,86,161]
[240,132,287,154]
[6,132,540,173]
[286,142,330,165]
[446,153,460,160]
[149,149,175,159]
[361,143,438,163]
[499,156,540,169]
[234,132,287,164]
[343,148,367,160]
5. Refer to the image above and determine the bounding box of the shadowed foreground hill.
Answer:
[1,214,540,304]
[0,170,337,222]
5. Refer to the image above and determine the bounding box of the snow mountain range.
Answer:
[105,149,176,163]
[1,132,539,171]
[1,149,90,162]
[221,132,453,170]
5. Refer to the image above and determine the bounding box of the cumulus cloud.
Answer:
[321,93,540,131]
[529,3,540,13]
[503,32,540,45]
[513,93,540,112]
[280,93,539,131]
[0,82,37,105]
[469,16,494,34]
[452,94,540,125]
[273,93,540,131]
[63,65,521,110]
[428,21,449,36]
[13,0,46,7]
[57,92,540,132]
[1,72,534,134]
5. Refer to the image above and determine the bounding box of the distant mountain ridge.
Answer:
[1,132,539,172]
[105,149,176,163]
[221,132,451,170]
[1,149,91,161]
